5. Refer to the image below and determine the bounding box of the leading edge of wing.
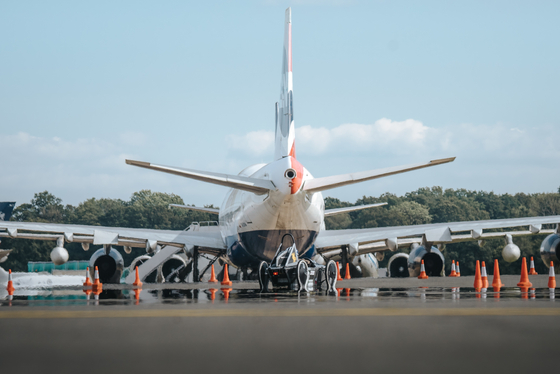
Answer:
[126,159,275,195]
[314,215,560,249]
[0,221,226,250]
[303,157,456,194]
[324,202,388,217]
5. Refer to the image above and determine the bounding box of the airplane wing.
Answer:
[169,204,220,215]
[324,202,387,217]
[126,159,275,195]
[0,221,226,255]
[304,158,455,193]
[315,215,560,254]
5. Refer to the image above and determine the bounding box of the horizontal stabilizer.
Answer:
[169,204,220,215]
[304,157,456,193]
[324,202,388,217]
[126,160,276,195]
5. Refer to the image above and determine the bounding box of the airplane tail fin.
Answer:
[275,8,296,160]
[0,202,15,221]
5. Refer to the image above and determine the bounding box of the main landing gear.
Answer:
[258,234,337,293]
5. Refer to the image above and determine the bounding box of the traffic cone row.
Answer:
[418,259,429,279]
[481,261,489,289]
[548,261,556,290]
[528,256,538,275]
[221,263,232,286]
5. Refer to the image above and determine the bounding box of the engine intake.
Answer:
[88,247,124,284]
[408,244,445,277]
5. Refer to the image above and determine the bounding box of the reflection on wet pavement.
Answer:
[1,285,558,307]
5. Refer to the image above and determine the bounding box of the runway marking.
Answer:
[1,307,560,319]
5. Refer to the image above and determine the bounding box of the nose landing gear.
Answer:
[257,234,337,293]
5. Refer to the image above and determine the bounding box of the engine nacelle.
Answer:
[540,233,560,269]
[161,254,187,283]
[89,247,124,284]
[352,253,379,278]
[128,254,188,283]
[387,253,409,277]
[408,244,445,277]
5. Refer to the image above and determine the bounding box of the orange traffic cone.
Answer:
[133,266,143,288]
[449,260,457,277]
[209,288,217,301]
[92,266,103,294]
[548,261,556,290]
[418,260,429,279]
[473,260,482,289]
[336,262,343,281]
[344,263,351,280]
[528,256,538,275]
[456,261,461,277]
[481,261,489,289]
[83,267,92,287]
[209,264,218,283]
[221,264,232,286]
[492,259,504,289]
[6,269,15,295]
[517,257,532,288]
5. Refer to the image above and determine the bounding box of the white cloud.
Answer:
[227,118,431,156]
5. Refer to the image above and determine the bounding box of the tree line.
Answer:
[2,187,559,275]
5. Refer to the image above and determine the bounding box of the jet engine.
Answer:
[128,254,188,283]
[387,253,409,277]
[88,246,124,284]
[387,244,445,277]
[161,255,188,283]
[540,233,560,269]
[408,244,445,277]
[352,253,379,278]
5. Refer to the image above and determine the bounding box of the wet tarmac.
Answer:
[1,275,559,374]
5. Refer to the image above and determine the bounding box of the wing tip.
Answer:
[430,157,456,165]
[125,159,150,167]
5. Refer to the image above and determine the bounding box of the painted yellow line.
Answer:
[1,307,560,319]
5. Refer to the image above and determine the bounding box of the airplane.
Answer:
[1,8,559,287]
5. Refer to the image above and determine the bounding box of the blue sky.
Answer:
[1,1,559,207]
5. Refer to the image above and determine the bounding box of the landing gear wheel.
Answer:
[325,260,337,293]
[297,260,309,292]
[258,261,269,292]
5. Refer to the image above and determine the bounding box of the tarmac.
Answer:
[1,274,558,374]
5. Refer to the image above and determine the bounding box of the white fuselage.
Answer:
[218,157,324,266]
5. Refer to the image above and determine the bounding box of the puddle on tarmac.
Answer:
[1,286,557,307]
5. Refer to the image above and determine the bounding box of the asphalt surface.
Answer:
[1,275,558,374]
